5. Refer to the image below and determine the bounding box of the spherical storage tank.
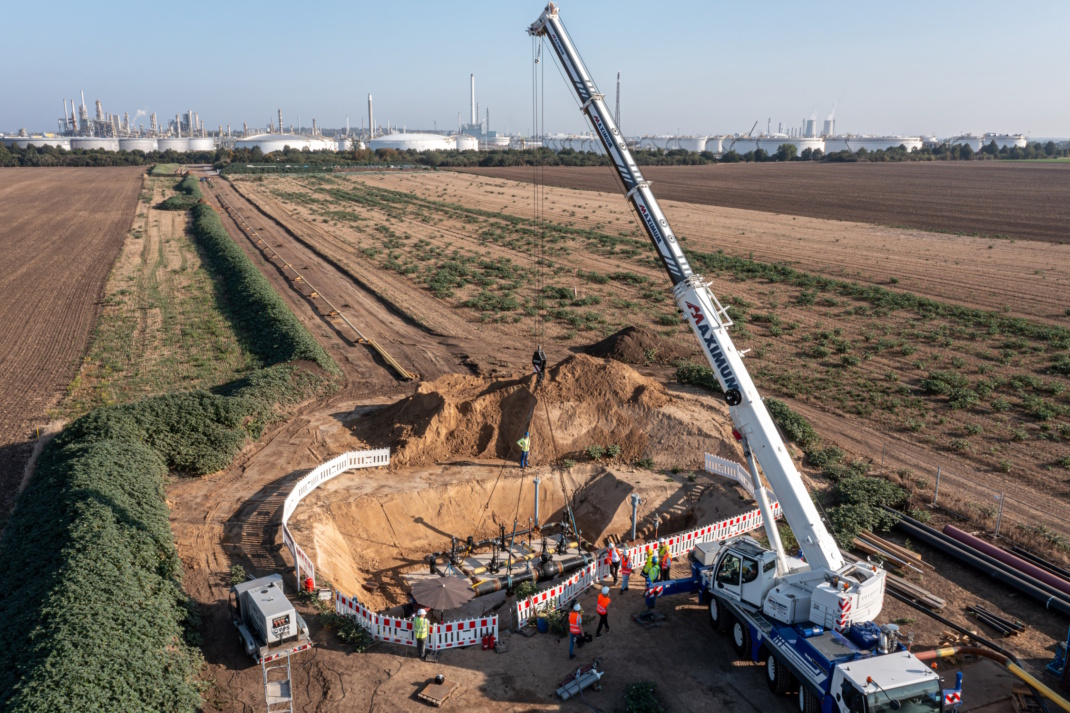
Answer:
[187,137,216,151]
[367,132,455,152]
[234,134,337,153]
[119,138,158,152]
[71,137,120,151]
[454,135,479,151]
[157,138,190,152]
[3,136,71,150]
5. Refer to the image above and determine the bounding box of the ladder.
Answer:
[262,652,295,713]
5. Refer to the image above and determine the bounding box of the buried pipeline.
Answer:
[470,555,590,597]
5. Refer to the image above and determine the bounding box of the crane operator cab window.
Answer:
[741,557,759,584]
[840,680,865,713]
[715,553,741,587]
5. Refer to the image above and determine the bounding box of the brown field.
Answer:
[459,162,1070,244]
[0,167,143,520]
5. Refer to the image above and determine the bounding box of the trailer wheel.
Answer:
[766,652,794,695]
[708,596,729,635]
[799,687,819,713]
[731,618,751,659]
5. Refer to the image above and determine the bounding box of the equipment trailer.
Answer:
[230,574,312,664]
[527,4,963,711]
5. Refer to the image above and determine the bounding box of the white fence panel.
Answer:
[335,590,498,652]
[704,453,754,498]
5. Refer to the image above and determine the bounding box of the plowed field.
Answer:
[459,161,1070,244]
[0,167,143,520]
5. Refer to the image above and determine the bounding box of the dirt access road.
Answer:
[0,167,143,521]
[461,161,1070,245]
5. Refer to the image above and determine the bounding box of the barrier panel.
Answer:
[515,501,783,627]
[704,452,754,498]
[281,448,390,588]
[335,590,498,651]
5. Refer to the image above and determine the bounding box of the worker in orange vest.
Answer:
[619,550,633,594]
[659,540,672,582]
[595,586,612,638]
[568,602,583,659]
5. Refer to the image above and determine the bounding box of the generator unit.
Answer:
[230,574,311,662]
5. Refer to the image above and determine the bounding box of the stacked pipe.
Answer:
[944,525,1070,598]
[887,509,1070,618]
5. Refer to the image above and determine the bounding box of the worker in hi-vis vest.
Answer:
[568,602,583,659]
[517,432,531,469]
[595,586,611,637]
[414,609,430,660]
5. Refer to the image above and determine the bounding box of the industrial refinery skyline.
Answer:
[1,0,1067,138]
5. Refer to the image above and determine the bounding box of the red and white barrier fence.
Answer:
[514,499,782,626]
[281,448,390,588]
[704,452,754,499]
[335,591,498,651]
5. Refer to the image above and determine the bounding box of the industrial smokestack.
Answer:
[123,112,130,133]
[95,100,103,122]
[278,109,283,135]
[312,118,317,135]
[368,94,373,139]
[176,113,181,138]
[470,73,476,125]
[243,121,248,137]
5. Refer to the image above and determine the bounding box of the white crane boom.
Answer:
[528,3,844,572]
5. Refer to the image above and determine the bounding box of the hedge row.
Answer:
[0,202,340,710]
[188,203,336,372]
[176,173,203,199]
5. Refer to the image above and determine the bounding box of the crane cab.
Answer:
[710,538,779,609]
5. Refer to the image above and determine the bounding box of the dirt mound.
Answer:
[584,326,696,365]
[360,353,690,467]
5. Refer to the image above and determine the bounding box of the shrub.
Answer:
[1049,354,1070,376]
[826,475,905,545]
[606,444,622,458]
[158,194,200,211]
[807,446,844,470]
[586,444,605,460]
[320,612,374,652]
[561,458,577,469]
[176,174,203,199]
[765,398,819,450]
[655,313,678,326]
[948,388,980,410]
[634,457,655,470]
[674,361,722,392]
[920,370,969,395]
[624,682,664,713]
[229,564,247,585]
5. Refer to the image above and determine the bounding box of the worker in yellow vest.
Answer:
[641,545,659,586]
[659,540,672,582]
[414,609,430,660]
[595,586,612,638]
[568,602,583,659]
[517,432,531,469]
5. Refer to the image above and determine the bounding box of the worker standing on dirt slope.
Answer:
[619,550,633,594]
[607,542,621,584]
[517,432,531,469]
[595,586,612,638]
[414,609,430,660]
[659,539,672,582]
[568,603,583,659]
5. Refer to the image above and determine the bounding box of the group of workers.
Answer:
[565,539,674,658]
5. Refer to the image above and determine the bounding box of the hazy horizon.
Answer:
[2,0,1067,138]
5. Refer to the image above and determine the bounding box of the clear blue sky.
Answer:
[2,0,1067,138]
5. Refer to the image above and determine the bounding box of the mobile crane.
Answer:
[528,5,962,711]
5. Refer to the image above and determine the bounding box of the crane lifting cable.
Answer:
[530,35,548,384]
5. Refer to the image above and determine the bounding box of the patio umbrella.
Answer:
[410,575,475,611]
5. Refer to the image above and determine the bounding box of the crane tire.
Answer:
[732,617,752,659]
[799,687,820,713]
[708,597,729,635]
[766,651,794,695]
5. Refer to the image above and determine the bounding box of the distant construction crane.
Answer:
[726,120,759,153]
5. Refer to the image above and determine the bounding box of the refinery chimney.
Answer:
[176,113,181,137]
[278,109,283,135]
[470,74,476,125]
[368,94,374,139]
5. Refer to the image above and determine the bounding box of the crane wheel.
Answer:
[708,597,729,635]
[731,617,752,659]
[799,687,820,713]
[766,651,795,695]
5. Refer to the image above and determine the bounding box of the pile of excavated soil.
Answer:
[357,353,734,468]
[584,326,697,366]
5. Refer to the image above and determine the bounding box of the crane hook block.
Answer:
[532,348,547,382]
[724,388,743,406]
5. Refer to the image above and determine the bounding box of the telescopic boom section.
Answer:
[529,3,844,572]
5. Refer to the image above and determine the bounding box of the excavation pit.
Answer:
[286,461,749,618]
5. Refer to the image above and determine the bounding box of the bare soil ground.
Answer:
[169,168,1064,711]
[459,162,1070,245]
[0,167,143,521]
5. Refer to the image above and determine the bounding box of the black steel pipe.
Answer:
[470,555,588,597]
[891,512,1070,617]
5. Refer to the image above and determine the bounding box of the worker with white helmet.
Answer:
[568,602,583,659]
[414,608,430,660]
[606,542,621,584]
[595,585,612,638]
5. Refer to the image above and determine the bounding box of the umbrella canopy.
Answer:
[410,575,475,611]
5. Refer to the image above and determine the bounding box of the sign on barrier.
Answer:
[515,502,783,626]
[335,590,498,651]
[281,448,390,588]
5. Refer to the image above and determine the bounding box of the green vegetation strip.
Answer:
[159,174,205,210]
[0,202,338,711]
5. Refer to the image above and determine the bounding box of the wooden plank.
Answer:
[417,679,460,708]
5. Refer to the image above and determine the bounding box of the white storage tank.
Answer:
[982,134,1027,149]
[337,137,350,151]
[753,136,826,155]
[455,135,479,151]
[3,136,71,150]
[234,133,337,153]
[366,132,454,152]
[666,136,707,152]
[825,135,922,153]
[187,137,216,152]
[71,137,120,151]
[705,137,724,154]
[949,135,984,151]
[119,138,158,152]
[157,137,190,152]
